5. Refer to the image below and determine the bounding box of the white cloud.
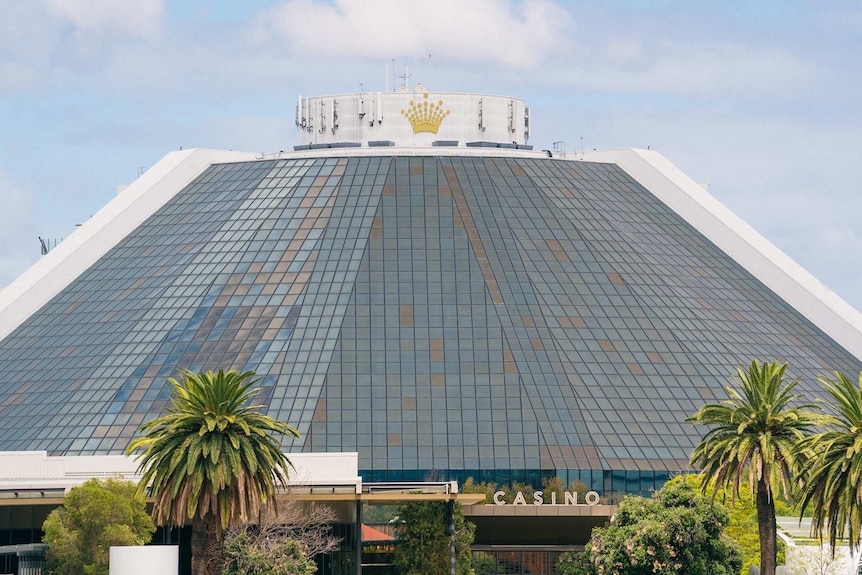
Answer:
[253,0,573,67]
[642,45,809,99]
[0,0,166,90]
[0,2,54,90]
[41,0,165,63]
[547,35,813,100]
[44,0,165,38]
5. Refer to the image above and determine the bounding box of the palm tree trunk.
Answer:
[191,516,208,575]
[756,478,777,575]
[191,515,225,575]
[205,518,224,575]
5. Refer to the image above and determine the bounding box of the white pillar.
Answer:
[110,546,178,575]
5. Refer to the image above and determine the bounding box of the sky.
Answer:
[0,0,860,313]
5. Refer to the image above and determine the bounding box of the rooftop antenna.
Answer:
[553,141,566,159]
[427,53,432,89]
[396,64,411,92]
[386,58,395,92]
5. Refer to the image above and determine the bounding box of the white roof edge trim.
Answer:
[0,451,361,488]
[0,149,260,342]
[578,148,862,360]
[246,146,550,160]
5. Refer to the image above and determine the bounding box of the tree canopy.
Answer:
[559,475,742,575]
[42,478,155,575]
[393,501,475,575]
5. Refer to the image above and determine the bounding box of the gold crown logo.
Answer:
[401,93,450,134]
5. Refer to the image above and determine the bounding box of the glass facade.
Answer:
[0,155,859,493]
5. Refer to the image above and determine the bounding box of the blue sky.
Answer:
[1,0,861,313]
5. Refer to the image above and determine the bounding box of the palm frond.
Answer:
[688,360,821,499]
[797,371,862,551]
[126,369,300,530]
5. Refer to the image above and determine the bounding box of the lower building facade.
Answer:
[0,451,612,575]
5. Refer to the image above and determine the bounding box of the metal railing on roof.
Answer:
[364,481,458,495]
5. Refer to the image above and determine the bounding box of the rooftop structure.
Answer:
[295,87,530,150]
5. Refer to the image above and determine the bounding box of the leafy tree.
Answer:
[722,491,761,573]
[707,474,792,574]
[556,550,595,575]
[42,478,155,575]
[687,360,820,575]
[460,477,512,503]
[126,369,299,575]
[393,501,475,575]
[472,551,497,575]
[361,503,399,523]
[797,370,862,552]
[560,475,742,575]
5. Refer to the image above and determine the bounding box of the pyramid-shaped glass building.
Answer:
[1,88,861,495]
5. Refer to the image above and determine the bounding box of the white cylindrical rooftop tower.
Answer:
[295,87,531,150]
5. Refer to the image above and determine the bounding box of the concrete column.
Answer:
[109,546,178,575]
[355,500,363,575]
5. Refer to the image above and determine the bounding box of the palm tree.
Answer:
[687,360,820,575]
[797,370,862,552]
[126,369,299,575]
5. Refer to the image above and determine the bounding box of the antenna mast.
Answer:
[396,64,413,92]
[386,59,397,92]
[396,65,411,91]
